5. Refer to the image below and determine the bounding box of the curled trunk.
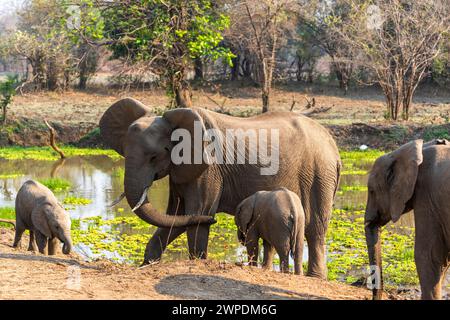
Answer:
[124,167,215,228]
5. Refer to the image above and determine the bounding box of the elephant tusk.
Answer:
[108,192,125,207]
[132,186,150,212]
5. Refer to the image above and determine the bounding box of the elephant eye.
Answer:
[150,155,157,162]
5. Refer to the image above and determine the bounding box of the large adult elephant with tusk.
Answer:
[100,98,341,278]
[365,139,450,300]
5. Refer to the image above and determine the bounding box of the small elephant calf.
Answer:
[235,188,305,274]
[13,180,72,255]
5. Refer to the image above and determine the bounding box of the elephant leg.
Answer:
[278,251,290,274]
[48,238,59,255]
[13,223,25,248]
[305,232,327,279]
[187,224,211,259]
[35,230,48,255]
[27,230,37,251]
[262,240,275,270]
[293,232,305,275]
[245,232,259,266]
[143,226,186,264]
[415,238,448,300]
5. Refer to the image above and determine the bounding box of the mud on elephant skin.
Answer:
[235,188,305,275]
[13,180,72,255]
[100,98,341,278]
[365,139,450,300]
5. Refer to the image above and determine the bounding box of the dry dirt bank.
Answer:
[2,84,449,149]
[0,228,371,300]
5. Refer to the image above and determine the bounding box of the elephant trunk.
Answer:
[123,162,215,228]
[365,223,383,300]
[62,238,72,254]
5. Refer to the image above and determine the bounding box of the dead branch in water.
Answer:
[0,219,16,229]
[44,120,66,159]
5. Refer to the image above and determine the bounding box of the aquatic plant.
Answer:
[63,196,92,205]
[0,173,24,179]
[38,178,72,192]
[0,146,122,161]
[0,207,15,227]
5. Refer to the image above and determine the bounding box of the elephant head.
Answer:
[365,139,423,299]
[99,98,215,228]
[235,194,258,244]
[32,203,72,254]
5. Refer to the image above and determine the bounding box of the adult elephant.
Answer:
[365,139,450,300]
[100,98,341,279]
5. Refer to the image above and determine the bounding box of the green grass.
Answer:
[0,146,122,161]
[63,196,92,205]
[38,178,72,192]
[0,207,15,228]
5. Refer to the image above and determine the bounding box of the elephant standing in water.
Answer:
[365,139,450,300]
[100,98,341,278]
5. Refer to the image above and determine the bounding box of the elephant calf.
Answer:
[235,188,305,275]
[13,180,72,255]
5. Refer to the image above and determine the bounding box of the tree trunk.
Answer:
[174,82,192,108]
[231,54,240,81]
[194,58,204,81]
[262,90,270,113]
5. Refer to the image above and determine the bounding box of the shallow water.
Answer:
[0,154,448,297]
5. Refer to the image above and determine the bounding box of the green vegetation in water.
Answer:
[39,178,72,192]
[63,196,92,205]
[341,170,368,176]
[0,207,15,227]
[0,173,24,179]
[72,213,239,264]
[339,185,368,192]
[111,167,125,179]
[0,146,122,161]
[327,208,417,287]
[340,150,385,164]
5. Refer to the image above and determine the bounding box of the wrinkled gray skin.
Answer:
[13,180,72,255]
[235,188,305,275]
[365,139,450,300]
[99,98,340,278]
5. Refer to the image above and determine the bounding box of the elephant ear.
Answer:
[31,206,52,238]
[235,195,257,235]
[163,108,209,181]
[99,98,152,156]
[388,139,423,222]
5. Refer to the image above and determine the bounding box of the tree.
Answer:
[299,0,355,93]
[86,0,234,108]
[226,0,294,112]
[336,0,450,120]
[0,75,20,124]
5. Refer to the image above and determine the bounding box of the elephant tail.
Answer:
[289,210,298,259]
[333,160,342,200]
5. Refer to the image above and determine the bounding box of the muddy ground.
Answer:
[3,83,450,149]
[0,228,371,300]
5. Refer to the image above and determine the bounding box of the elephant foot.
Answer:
[139,259,161,268]
[306,270,327,280]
